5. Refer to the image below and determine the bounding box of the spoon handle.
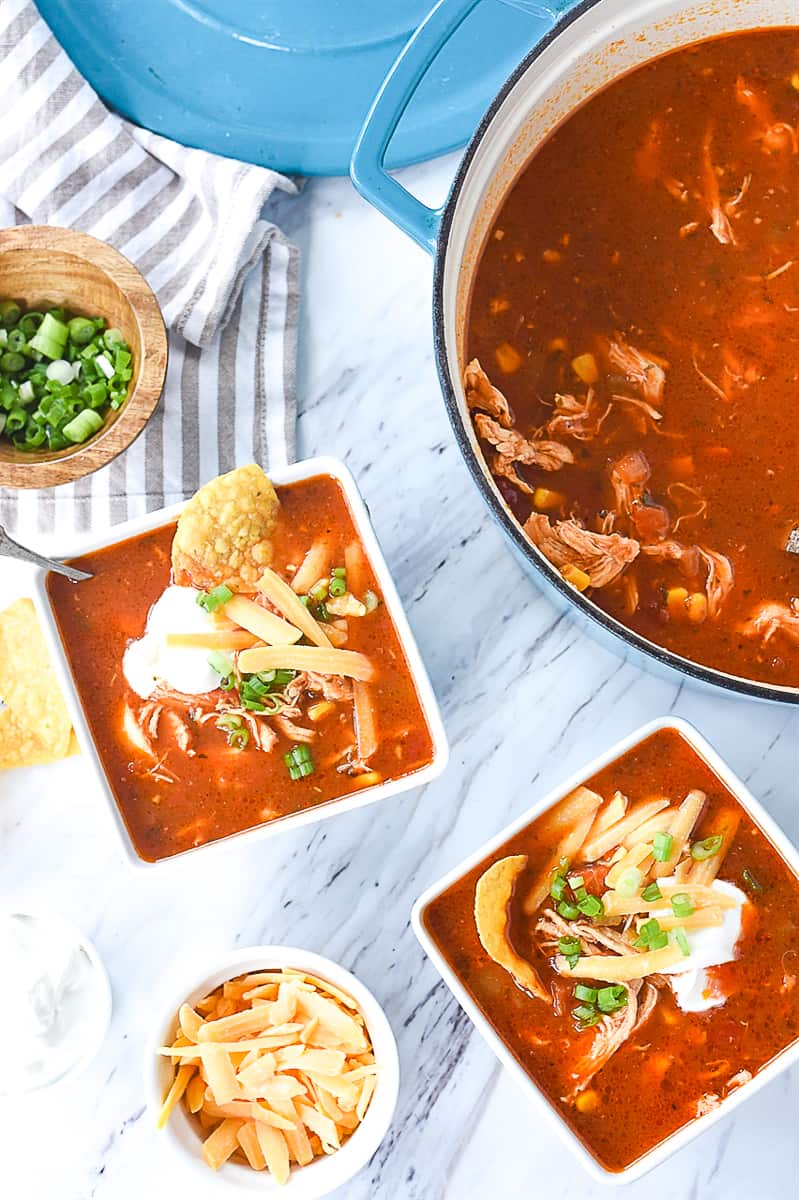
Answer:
[0,525,92,583]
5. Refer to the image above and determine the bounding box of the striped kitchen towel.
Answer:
[0,0,300,543]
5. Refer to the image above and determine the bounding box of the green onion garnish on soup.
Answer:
[196,584,234,613]
[673,928,691,957]
[742,868,764,893]
[691,834,724,861]
[670,893,695,919]
[641,882,662,902]
[596,985,628,1014]
[652,832,673,862]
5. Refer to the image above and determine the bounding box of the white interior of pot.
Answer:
[438,0,799,697]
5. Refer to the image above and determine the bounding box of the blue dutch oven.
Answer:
[351,0,799,705]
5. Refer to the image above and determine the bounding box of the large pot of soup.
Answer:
[351,0,799,704]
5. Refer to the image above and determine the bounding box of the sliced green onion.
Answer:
[557,900,580,921]
[283,743,315,780]
[62,408,103,444]
[652,832,673,862]
[550,875,567,902]
[573,984,597,1003]
[0,299,21,328]
[634,917,662,950]
[215,713,250,750]
[309,579,329,603]
[207,650,234,679]
[558,936,581,958]
[670,893,695,919]
[329,576,346,597]
[577,894,604,918]
[596,984,628,1014]
[641,882,663,903]
[742,868,764,894]
[0,351,25,373]
[673,927,691,957]
[615,867,643,898]
[691,834,724,861]
[568,875,585,891]
[196,584,233,613]
[332,566,346,579]
[29,311,68,359]
[572,1003,597,1024]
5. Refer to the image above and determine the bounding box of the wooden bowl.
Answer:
[0,226,167,489]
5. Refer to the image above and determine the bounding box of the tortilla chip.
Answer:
[474,855,548,1001]
[172,464,280,593]
[0,598,73,770]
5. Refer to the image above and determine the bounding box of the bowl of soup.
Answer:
[413,718,799,1181]
[33,456,448,864]
[352,0,799,702]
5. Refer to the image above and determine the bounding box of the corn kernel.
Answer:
[571,352,599,385]
[533,487,565,512]
[488,296,510,316]
[685,592,708,624]
[494,341,523,374]
[575,1089,600,1114]
[308,701,336,723]
[548,337,569,354]
[542,248,563,263]
[561,564,592,592]
[666,586,689,621]
[350,771,383,789]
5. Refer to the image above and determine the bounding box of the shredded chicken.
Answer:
[545,390,612,442]
[740,600,799,648]
[610,451,651,518]
[535,909,634,958]
[697,547,735,619]
[702,126,737,245]
[306,671,352,702]
[696,1092,721,1117]
[464,358,513,427]
[641,540,734,616]
[475,413,573,473]
[607,339,667,408]
[524,513,640,588]
[272,713,316,744]
[726,1069,753,1093]
[612,394,664,432]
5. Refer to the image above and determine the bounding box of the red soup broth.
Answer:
[422,728,799,1171]
[47,474,434,861]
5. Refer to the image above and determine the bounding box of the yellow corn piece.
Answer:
[494,341,523,374]
[571,353,599,385]
[349,771,382,790]
[533,487,565,512]
[308,701,336,723]
[561,564,591,592]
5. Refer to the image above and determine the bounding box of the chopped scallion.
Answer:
[691,834,724,861]
[196,584,233,613]
[670,893,695,919]
[577,894,604,918]
[652,831,673,862]
[615,867,643,898]
[641,882,662,902]
[573,984,597,1003]
[673,927,691,957]
[596,984,628,1014]
[557,900,580,921]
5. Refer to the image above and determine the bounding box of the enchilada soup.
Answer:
[422,728,799,1171]
[465,30,799,687]
[47,470,434,861]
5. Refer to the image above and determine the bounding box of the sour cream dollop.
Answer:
[654,877,747,1013]
[123,586,222,698]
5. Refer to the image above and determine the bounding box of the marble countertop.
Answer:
[2,154,798,1200]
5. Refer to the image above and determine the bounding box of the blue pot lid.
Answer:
[37,0,555,176]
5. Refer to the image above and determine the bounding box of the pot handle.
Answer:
[350,0,569,255]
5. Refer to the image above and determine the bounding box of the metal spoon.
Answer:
[0,524,92,583]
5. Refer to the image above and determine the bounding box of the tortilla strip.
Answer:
[654,789,706,877]
[475,855,548,1001]
[237,645,374,681]
[602,883,739,916]
[522,786,603,915]
[555,943,683,981]
[688,810,741,885]
[581,796,670,861]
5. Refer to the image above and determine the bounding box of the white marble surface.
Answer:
[2,154,798,1200]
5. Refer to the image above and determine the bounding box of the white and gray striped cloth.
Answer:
[0,0,300,542]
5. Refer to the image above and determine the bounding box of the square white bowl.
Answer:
[412,716,799,1184]
[33,455,448,867]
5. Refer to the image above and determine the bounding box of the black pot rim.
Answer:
[431,0,798,707]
